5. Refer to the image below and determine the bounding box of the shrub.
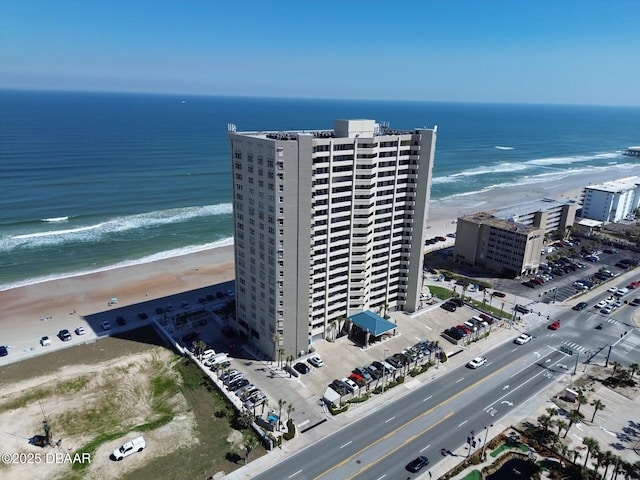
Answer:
[283,419,296,441]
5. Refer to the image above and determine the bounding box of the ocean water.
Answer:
[2,90,640,290]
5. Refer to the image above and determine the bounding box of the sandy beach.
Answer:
[0,167,628,363]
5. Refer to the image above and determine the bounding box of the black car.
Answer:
[0,345,7,357]
[293,362,310,374]
[450,297,464,307]
[181,332,199,345]
[331,379,348,395]
[406,455,430,473]
[572,302,588,311]
[514,304,530,314]
[137,312,148,320]
[116,316,126,326]
[440,302,457,312]
[58,329,72,341]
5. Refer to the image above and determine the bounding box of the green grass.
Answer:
[490,442,529,457]
[460,470,482,480]
[117,358,266,480]
[0,387,50,413]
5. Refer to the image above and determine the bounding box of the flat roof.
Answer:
[492,198,572,220]
[584,176,640,193]
[459,211,539,233]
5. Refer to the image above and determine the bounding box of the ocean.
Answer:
[2,90,640,290]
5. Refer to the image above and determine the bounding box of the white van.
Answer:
[112,436,145,461]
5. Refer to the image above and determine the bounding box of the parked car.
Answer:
[40,336,51,346]
[467,356,487,369]
[307,354,324,368]
[365,364,381,379]
[342,377,359,394]
[58,329,72,341]
[514,333,533,345]
[293,362,310,374]
[112,436,145,461]
[440,302,457,312]
[181,332,199,345]
[450,297,464,307]
[353,367,372,383]
[0,345,7,357]
[75,326,86,335]
[101,320,112,331]
[492,291,506,298]
[406,455,430,473]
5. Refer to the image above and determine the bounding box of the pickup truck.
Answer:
[112,436,145,460]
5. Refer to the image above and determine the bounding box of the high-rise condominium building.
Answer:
[228,119,437,359]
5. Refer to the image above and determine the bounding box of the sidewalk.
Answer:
[221,319,521,479]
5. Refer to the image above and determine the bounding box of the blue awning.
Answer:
[349,310,397,337]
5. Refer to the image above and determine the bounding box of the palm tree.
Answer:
[582,436,600,468]
[286,402,295,423]
[555,419,569,437]
[629,362,639,378]
[277,398,285,423]
[558,443,570,460]
[537,414,553,443]
[611,361,621,374]
[565,409,585,438]
[243,433,261,465]
[278,347,285,368]
[572,449,582,465]
[601,451,615,480]
[546,407,559,418]
[576,389,588,413]
[590,399,606,422]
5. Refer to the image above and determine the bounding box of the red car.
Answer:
[548,320,560,330]
[492,291,506,298]
[628,281,640,289]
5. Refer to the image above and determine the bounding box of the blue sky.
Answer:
[1,0,639,105]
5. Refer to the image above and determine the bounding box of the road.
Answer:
[251,298,640,480]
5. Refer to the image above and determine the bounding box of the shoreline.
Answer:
[0,167,636,355]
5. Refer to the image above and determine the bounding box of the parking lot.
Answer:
[491,243,640,304]
[176,298,517,433]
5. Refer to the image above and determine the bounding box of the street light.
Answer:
[382,348,389,394]
[481,424,493,460]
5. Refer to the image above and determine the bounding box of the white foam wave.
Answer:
[434,163,527,184]
[494,146,514,150]
[0,237,235,292]
[438,163,637,203]
[41,216,69,222]
[526,152,620,167]
[4,203,233,251]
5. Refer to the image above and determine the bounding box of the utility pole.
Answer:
[605,345,612,367]
[481,424,493,460]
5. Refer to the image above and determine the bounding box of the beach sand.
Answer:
[0,168,625,360]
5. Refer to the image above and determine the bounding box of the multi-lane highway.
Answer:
[253,293,640,480]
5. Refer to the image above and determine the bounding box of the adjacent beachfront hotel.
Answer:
[581,176,640,223]
[453,198,576,277]
[228,120,437,359]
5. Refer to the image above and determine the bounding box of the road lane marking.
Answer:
[375,475,386,480]
[385,416,395,423]
[510,348,556,378]
[420,444,431,452]
[340,441,352,449]
[423,395,432,402]
[289,469,303,478]
[458,420,468,428]
[456,377,465,383]
[345,413,454,480]
[313,354,540,480]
